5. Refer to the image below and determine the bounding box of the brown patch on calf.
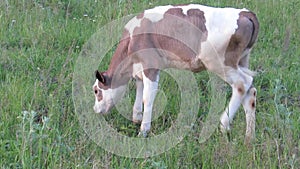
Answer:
[224,11,259,68]
[252,90,256,97]
[93,85,103,102]
[239,11,259,49]
[143,68,160,81]
[128,7,208,80]
[165,8,185,17]
[238,86,245,95]
[250,99,256,109]
[98,29,133,89]
[235,81,245,95]
[136,12,144,19]
[95,71,111,90]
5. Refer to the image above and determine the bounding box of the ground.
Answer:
[0,0,299,168]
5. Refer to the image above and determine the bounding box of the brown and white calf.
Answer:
[93,4,259,142]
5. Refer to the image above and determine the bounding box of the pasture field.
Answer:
[0,0,299,168]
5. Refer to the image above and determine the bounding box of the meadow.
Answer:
[0,0,299,168]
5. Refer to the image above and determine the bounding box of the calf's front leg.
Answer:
[132,78,144,123]
[139,71,159,137]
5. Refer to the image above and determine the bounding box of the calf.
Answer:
[93,4,259,143]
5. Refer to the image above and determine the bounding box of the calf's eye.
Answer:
[94,90,98,94]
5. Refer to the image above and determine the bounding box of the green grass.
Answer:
[1,0,299,168]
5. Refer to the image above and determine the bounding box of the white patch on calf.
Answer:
[93,80,127,114]
[197,6,248,75]
[144,5,173,22]
[125,16,142,39]
[132,63,144,79]
[125,5,173,38]
[203,8,244,48]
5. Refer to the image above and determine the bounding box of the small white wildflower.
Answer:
[21,110,29,117]
[83,14,88,17]
[42,116,50,124]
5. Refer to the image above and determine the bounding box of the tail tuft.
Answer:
[240,67,257,77]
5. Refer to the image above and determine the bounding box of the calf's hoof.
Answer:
[132,112,143,124]
[220,116,231,134]
[138,130,149,138]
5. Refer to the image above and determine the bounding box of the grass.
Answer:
[0,0,299,168]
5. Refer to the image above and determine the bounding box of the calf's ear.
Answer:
[95,70,106,84]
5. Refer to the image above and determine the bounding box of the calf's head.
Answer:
[93,70,126,114]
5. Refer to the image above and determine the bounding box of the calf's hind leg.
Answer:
[242,86,257,145]
[219,69,253,134]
